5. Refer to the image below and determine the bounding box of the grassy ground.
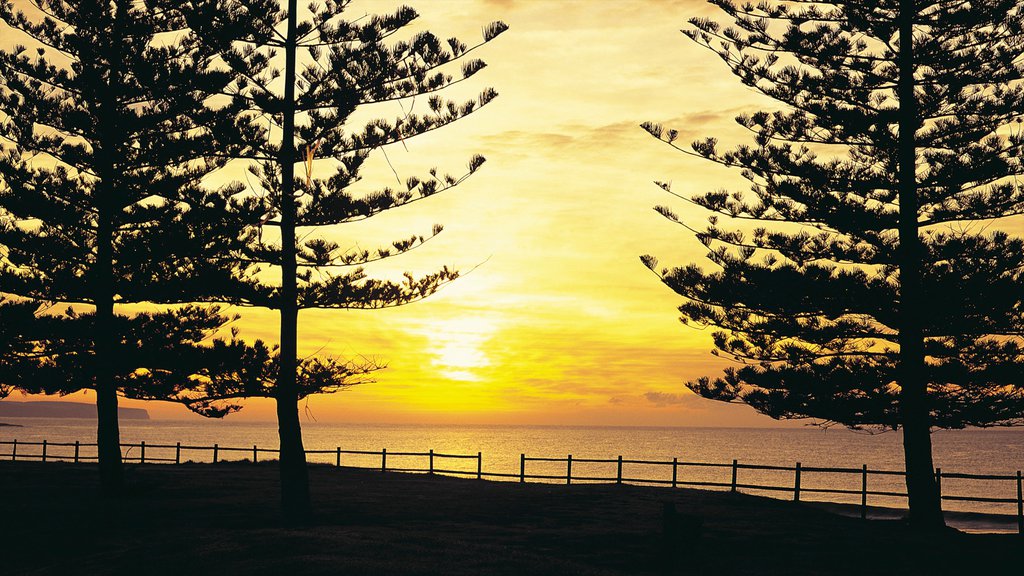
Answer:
[2,461,1021,575]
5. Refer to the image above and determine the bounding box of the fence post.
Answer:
[935,468,942,500]
[175,442,181,464]
[11,439,16,461]
[861,465,868,520]
[672,457,678,488]
[567,454,573,485]
[336,447,341,467]
[794,462,801,502]
[477,452,482,480]
[41,439,47,462]
[74,441,80,464]
[429,449,434,474]
[616,455,623,485]
[213,443,219,464]
[520,453,525,483]
[1016,470,1022,535]
[251,445,257,463]
[731,459,738,492]
[141,441,146,464]
[381,448,387,472]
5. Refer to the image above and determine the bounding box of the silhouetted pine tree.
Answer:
[0,0,256,493]
[185,0,507,520]
[643,0,1024,529]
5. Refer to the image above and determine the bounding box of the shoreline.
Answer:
[2,428,1021,530]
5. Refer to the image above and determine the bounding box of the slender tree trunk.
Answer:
[93,5,124,494]
[276,0,311,523]
[896,0,944,530]
[94,182,123,496]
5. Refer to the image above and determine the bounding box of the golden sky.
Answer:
[7,0,798,426]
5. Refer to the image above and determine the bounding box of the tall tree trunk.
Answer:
[276,0,311,523]
[896,0,944,530]
[94,5,124,494]
[94,182,123,496]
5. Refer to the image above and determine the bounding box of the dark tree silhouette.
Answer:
[0,0,255,493]
[158,330,381,418]
[1,304,234,413]
[643,0,1024,529]
[0,297,49,399]
[185,0,507,520]
[0,302,374,418]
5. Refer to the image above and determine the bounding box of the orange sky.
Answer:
[6,0,805,427]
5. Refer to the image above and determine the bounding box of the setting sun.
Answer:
[424,317,496,382]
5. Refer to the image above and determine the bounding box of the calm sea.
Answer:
[3,418,1023,529]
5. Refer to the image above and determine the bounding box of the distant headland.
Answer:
[0,401,150,420]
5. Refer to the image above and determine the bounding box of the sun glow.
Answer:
[423,317,497,382]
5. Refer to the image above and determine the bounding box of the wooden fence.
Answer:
[2,439,1022,534]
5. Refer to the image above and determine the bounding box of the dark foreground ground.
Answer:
[2,461,1021,575]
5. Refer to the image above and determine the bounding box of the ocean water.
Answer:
[3,418,1023,523]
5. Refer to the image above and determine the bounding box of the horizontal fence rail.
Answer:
[2,439,1021,534]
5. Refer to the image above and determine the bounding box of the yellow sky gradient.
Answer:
[6,0,803,426]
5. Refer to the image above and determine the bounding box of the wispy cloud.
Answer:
[644,391,694,407]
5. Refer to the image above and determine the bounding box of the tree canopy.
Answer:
[644,0,1024,528]
[0,0,257,491]
[182,0,507,520]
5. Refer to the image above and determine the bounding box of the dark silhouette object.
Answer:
[643,0,1024,531]
[0,1,260,494]
[158,330,382,419]
[0,303,325,416]
[0,298,43,400]
[182,0,507,522]
[659,502,703,574]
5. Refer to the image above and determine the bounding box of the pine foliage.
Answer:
[0,0,261,489]
[179,0,506,520]
[188,0,508,311]
[0,1,256,304]
[644,0,1024,430]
